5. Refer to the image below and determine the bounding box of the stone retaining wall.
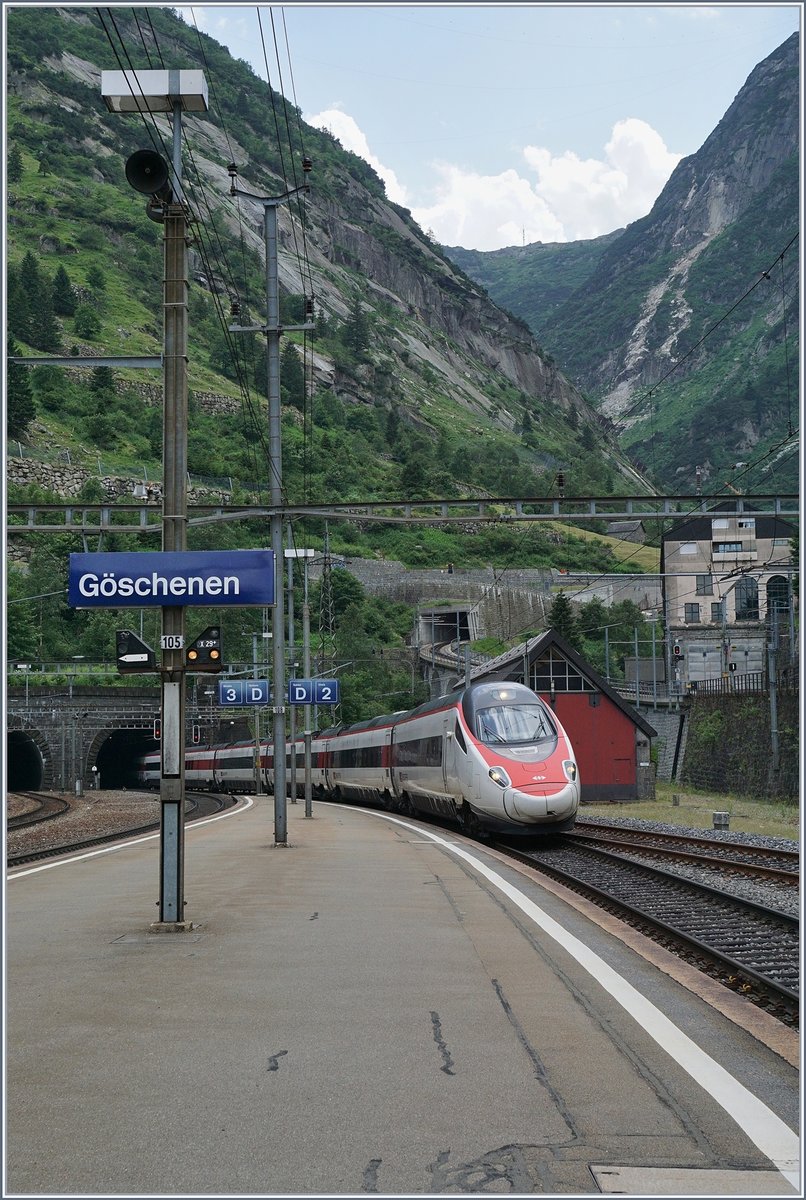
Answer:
[7,455,230,503]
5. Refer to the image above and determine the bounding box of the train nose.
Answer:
[503,782,579,823]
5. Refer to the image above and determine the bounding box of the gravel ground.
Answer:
[6,789,161,857]
[6,795,801,919]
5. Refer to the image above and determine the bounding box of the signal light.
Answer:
[673,643,682,657]
[153,718,161,740]
[115,629,156,674]
[192,724,201,744]
[186,626,223,672]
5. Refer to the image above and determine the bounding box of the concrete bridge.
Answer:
[6,685,253,793]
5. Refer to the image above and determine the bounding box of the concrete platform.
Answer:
[5,798,800,1196]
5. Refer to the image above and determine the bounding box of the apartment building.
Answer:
[660,508,796,687]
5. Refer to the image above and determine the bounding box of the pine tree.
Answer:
[35,288,62,352]
[385,405,401,448]
[341,295,370,359]
[280,340,305,410]
[7,143,23,184]
[90,366,117,400]
[52,264,77,316]
[7,263,34,344]
[7,336,35,439]
[73,303,101,340]
[547,592,582,652]
[18,252,60,351]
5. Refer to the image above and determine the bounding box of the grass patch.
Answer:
[581,781,799,842]
[549,523,660,572]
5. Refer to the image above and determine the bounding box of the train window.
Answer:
[476,703,556,746]
[393,736,441,767]
[454,721,467,753]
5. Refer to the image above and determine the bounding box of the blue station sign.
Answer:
[218,679,271,706]
[288,679,341,705]
[68,550,275,608]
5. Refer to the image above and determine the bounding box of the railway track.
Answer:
[570,819,800,884]
[495,835,799,1028]
[7,791,71,829]
[6,792,236,868]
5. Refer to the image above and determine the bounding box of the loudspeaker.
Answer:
[125,149,170,196]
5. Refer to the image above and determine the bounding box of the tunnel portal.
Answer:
[95,730,159,789]
[6,732,45,791]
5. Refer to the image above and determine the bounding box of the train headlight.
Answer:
[563,760,577,782]
[488,766,511,788]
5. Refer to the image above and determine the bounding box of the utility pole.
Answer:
[252,632,262,795]
[286,527,297,804]
[768,607,780,776]
[102,68,208,923]
[302,555,313,817]
[227,162,313,845]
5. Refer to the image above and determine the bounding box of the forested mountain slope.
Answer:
[6,4,650,524]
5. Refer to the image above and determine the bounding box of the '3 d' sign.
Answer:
[218,680,271,706]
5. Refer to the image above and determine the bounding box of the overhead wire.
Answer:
[278,6,317,508]
[98,6,276,523]
[252,4,316,532]
[179,8,272,503]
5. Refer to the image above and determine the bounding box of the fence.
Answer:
[688,672,766,697]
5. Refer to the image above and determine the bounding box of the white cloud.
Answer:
[306,108,680,251]
[411,119,680,250]
[521,118,683,241]
[306,108,408,206]
[411,165,566,251]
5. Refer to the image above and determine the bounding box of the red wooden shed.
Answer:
[469,629,657,803]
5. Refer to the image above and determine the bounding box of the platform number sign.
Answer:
[218,679,270,706]
[287,679,340,705]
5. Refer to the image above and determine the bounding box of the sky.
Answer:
[165,5,796,249]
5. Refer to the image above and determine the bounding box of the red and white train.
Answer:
[138,681,579,836]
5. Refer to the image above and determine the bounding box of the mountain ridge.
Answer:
[444,33,800,494]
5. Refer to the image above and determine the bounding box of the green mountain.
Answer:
[6,4,651,543]
[445,231,622,342]
[444,34,800,495]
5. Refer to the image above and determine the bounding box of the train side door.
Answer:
[442,715,457,792]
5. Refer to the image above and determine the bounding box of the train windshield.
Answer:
[476,703,556,746]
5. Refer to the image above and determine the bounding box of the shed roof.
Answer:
[469,628,657,738]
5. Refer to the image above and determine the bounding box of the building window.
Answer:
[735,576,759,621]
[696,574,713,595]
[766,576,790,615]
[711,602,724,622]
[531,648,594,693]
[684,603,701,623]
[714,542,743,554]
[678,542,698,555]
